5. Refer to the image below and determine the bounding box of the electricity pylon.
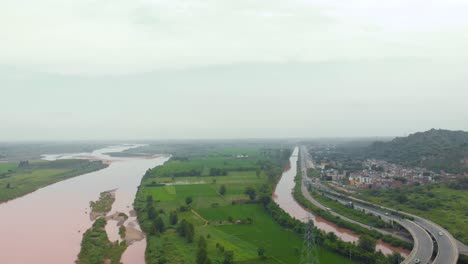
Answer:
[300,217,320,264]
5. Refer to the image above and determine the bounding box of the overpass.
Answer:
[298,146,459,264]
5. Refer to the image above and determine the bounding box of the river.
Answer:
[273,147,409,256]
[0,144,169,264]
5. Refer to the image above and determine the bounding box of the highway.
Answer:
[413,217,459,264]
[298,146,460,264]
[298,147,410,242]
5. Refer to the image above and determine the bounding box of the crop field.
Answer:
[135,147,355,264]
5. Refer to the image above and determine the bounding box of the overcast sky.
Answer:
[1,0,468,141]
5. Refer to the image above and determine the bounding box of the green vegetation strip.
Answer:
[310,190,391,229]
[77,218,127,264]
[0,160,108,202]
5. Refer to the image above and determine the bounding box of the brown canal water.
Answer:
[273,147,410,256]
[0,145,169,264]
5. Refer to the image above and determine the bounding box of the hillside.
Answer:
[367,129,468,173]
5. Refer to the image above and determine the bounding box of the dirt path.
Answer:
[191,209,209,225]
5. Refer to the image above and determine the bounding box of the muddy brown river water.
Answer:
[273,147,410,256]
[0,145,169,264]
[0,145,408,263]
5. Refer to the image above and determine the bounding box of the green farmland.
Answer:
[0,159,107,202]
[135,146,355,264]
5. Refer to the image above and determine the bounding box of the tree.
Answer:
[197,236,209,264]
[245,187,256,200]
[169,211,178,225]
[186,222,195,243]
[148,206,157,220]
[219,184,226,196]
[389,252,403,264]
[259,194,271,207]
[396,194,408,203]
[177,219,188,237]
[155,216,165,233]
[185,196,193,206]
[358,234,376,253]
[223,251,234,264]
[178,219,195,243]
[326,231,338,242]
[148,223,157,236]
[257,247,265,259]
[146,195,153,206]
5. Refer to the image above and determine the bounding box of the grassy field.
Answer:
[135,146,356,264]
[0,159,107,202]
[358,184,468,244]
[199,204,352,264]
[0,163,18,174]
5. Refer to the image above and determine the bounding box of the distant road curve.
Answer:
[299,145,460,264]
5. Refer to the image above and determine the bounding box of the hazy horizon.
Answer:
[2,0,468,141]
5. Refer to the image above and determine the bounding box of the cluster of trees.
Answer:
[145,161,203,178]
[196,237,212,264]
[176,196,194,212]
[367,129,468,173]
[169,210,178,225]
[209,168,228,176]
[244,187,256,200]
[448,178,468,190]
[255,159,284,184]
[144,195,165,235]
[18,160,29,168]
[318,229,402,264]
[76,218,127,264]
[214,243,234,264]
[177,219,195,243]
[313,147,366,174]
[259,148,292,168]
